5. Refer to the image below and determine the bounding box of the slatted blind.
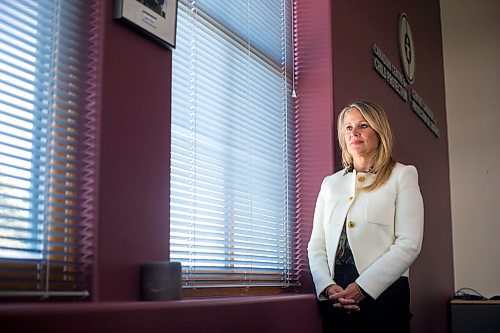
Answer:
[170,0,299,291]
[0,0,98,298]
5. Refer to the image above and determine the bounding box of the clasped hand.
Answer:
[327,282,365,311]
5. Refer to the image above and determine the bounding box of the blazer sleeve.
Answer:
[355,165,424,299]
[307,178,336,300]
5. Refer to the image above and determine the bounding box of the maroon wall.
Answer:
[95,0,172,301]
[294,0,336,293]
[331,1,454,332]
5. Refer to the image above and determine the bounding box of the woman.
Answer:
[308,101,424,332]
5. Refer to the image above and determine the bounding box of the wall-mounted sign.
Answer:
[372,13,440,137]
[373,44,408,102]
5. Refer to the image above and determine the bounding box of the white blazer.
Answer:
[307,163,424,300]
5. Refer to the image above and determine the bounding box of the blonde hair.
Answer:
[337,101,396,191]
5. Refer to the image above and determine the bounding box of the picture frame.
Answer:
[114,0,178,49]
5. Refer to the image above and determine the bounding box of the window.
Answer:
[170,0,298,294]
[0,1,98,298]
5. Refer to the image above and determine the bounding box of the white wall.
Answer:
[441,0,500,298]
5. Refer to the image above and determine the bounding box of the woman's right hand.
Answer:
[328,284,361,311]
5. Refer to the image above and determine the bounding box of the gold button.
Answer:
[347,220,355,228]
[348,196,353,201]
[357,175,365,182]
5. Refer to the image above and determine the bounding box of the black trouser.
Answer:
[319,264,412,333]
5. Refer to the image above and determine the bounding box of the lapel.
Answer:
[325,170,356,226]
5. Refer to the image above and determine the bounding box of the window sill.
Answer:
[0,293,317,314]
[0,293,323,332]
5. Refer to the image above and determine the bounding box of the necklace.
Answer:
[358,166,374,173]
[343,165,374,175]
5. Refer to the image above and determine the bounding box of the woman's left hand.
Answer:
[329,282,365,311]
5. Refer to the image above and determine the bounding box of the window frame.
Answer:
[170,0,299,296]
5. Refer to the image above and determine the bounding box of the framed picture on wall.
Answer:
[114,0,178,49]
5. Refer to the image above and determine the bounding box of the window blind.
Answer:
[170,0,299,290]
[0,0,98,299]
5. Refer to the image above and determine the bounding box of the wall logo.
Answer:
[398,13,415,84]
[372,13,440,137]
